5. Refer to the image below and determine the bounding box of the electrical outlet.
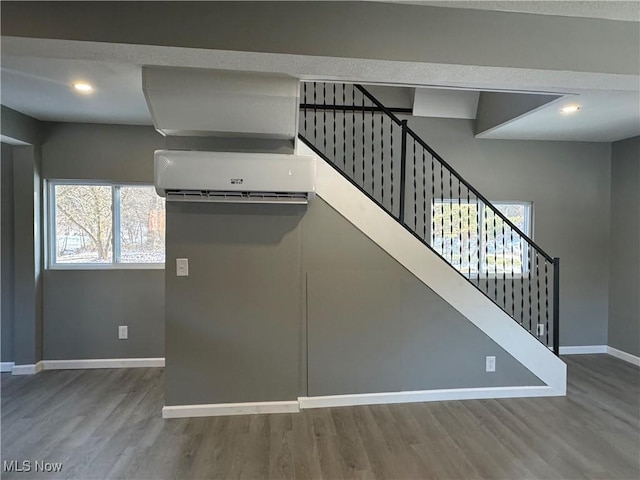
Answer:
[537,324,545,336]
[118,325,128,340]
[486,356,496,372]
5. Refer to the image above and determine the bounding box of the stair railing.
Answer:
[299,81,560,355]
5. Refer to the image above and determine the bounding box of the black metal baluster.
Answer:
[440,162,444,259]
[511,226,515,318]
[332,83,336,165]
[528,246,533,333]
[493,211,498,301]
[553,258,560,356]
[342,84,346,170]
[303,82,307,136]
[362,92,365,187]
[400,120,408,224]
[545,260,549,346]
[431,155,435,245]
[422,149,427,241]
[371,98,375,196]
[476,198,481,285]
[352,85,356,178]
[390,115,394,213]
[322,83,328,157]
[467,188,471,276]
[484,205,489,294]
[449,172,453,263]
[502,212,506,310]
[521,238,525,324]
[458,179,462,272]
[381,114,385,207]
[413,139,417,230]
[313,82,317,145]
[536,252,541,337]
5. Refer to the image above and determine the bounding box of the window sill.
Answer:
[47,263,165,271]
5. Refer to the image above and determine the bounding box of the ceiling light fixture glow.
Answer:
[73,82,93,93]
[560,105,580,114]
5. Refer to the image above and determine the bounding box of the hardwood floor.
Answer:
[2,354,639,479]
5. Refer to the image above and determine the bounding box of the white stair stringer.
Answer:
[298,141,567,397]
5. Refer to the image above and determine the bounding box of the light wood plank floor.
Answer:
[2,355,639,479]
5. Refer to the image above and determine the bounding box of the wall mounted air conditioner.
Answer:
[154,150,316,204]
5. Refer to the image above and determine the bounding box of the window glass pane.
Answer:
[432,200,479,274]
[54,185,113,263]
[119,186,165,263]
[484,203,529,274]
[432,200,530,276]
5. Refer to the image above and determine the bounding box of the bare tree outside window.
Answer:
[120,186,166,263]
[52,183,165,266]
[55,185,113,263]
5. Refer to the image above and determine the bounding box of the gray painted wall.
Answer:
[1,108,44,365]
[608,136,640,356]
[1,143,15,362]
[42,122,163,182]
[303,198,542,396]
[164,195,541,406]
[404,117,612,348]
[3,2,638,76]
[475,92,561,135]
[1,105,42,145]
[165,202,305,406]
[43,270,164,359]
[12,145,43,364]
[41,122,166,360]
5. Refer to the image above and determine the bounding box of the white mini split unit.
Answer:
[154,150,317,205]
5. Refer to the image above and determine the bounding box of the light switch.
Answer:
[176,258,189,277]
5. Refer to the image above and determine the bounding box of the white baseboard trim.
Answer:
[607,346,640,366]
[298,385,559,410]
[1,362,15,373]
[559,345,607,355]
[11,361,43,375]
[41,358,165,370]
[162,400,300,419]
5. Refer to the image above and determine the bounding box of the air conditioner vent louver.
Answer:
[165,190,309,204]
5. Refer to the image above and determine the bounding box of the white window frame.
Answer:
[431,199,532,279]
[47,180,165,270]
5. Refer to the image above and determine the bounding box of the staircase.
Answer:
[298,82,560,357]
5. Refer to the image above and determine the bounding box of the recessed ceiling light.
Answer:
[73,82,93,93]
[560,105,580,114]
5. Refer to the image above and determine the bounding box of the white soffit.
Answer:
[142,66,299,138]
[413,88,480,119]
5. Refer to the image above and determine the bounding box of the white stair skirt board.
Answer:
[297,141,567,396]
[607,346,640,366]
[1,362,15,373]
[11,361,44,375]
[41,358,165,370]
[162,401,300,419]
[559,345,607,355]
[299,386,556,409]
